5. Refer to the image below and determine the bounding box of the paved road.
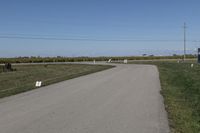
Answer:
[0,64,169,133]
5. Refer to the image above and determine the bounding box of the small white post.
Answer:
[191,64,194,68]
[124,59,128,64]
[35,81,42,87]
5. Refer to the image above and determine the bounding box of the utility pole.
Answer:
[183,23,187,61]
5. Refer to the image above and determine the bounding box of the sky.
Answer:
[0,0,200,57]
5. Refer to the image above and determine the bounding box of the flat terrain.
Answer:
[155,62,200,133]
[0,64,169,133]
[0,64,113,98]
[127,61,200,132]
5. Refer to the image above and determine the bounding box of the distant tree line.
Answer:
[0,55,196,64]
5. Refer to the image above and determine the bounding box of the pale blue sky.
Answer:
[0,0,200,57]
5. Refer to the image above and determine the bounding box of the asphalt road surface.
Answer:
[0,64,169,133]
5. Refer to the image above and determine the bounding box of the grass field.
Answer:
[129,61,200,133]
[0,55,196,63]
[0,64,113,98]
[0,66,3,73]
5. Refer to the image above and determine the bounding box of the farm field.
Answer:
[129,61,200,133]
[0,55,196,64]
[0,64,113,98]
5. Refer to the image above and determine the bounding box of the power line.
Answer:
[0,35,192,42]
[0,33,91,38]
[0,34,200,42]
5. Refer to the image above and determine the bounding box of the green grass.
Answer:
[129,61,200,133]
[0,66,3,73]
[158,62,200,133]
[0,64,114,98]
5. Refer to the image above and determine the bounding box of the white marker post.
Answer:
[191,64,194,68]
[35,81,42,87]
[93,60,96,64]
[124,59,128,64]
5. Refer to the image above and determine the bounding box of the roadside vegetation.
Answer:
[0,66,3,73]
[130,61,200,133]
[0,64,113,98]
[0,55,196,63]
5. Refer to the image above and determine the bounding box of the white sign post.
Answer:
[35,81,42,87]
[124,59,128,64]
